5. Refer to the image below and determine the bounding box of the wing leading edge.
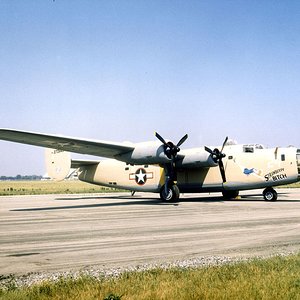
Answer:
[0,129,134,159]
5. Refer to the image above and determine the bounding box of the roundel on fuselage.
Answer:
[135,168,147,185]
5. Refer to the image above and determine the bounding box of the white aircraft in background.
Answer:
[0,129,299,202]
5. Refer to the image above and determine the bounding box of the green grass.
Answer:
[0,180,124,196]
[1,254,300,300]
[281,181,300,188]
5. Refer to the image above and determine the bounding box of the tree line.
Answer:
[0,175,43,181]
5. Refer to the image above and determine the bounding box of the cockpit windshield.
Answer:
[243,144,265,153]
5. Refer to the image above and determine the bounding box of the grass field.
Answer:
[1,253,299,300]
[0,180,123,196]
[281,181,300,188]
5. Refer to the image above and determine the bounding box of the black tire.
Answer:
[160,184,180,202]
[263,188,277,201]
[222,190,239,199]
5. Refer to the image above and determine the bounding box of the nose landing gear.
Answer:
[263,187,277,201]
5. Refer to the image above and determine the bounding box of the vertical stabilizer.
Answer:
[45,148,71,181]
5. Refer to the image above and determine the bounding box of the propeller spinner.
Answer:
[205,137,228,183]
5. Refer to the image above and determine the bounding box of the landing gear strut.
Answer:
[263,187,277,201]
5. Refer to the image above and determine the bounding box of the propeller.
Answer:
[155,132,188,198]
[205,137,228,183]
[155,132,188,161]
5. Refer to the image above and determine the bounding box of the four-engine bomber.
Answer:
[0,128,299,202]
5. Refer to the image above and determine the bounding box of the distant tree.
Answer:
[0,175,42,181]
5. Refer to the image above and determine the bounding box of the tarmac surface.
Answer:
[1,189,300,276]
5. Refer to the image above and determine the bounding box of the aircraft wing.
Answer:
[0,129,134,159]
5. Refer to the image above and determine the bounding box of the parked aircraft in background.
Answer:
[0,129,299,201]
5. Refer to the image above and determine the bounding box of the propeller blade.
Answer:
[204,146,214,154]
[220,136,228,153]
[219,159,227,183]
[155,132,168,146]
[177,134,188,147]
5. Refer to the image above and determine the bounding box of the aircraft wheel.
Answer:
[263,187,277,201]
[222,190,239,199]
[160,184,180,202]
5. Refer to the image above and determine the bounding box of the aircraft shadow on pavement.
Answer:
[181,195,260,202]
[10,192,300,212]
[54,194,260,203]
[9,196,226,212]
[55,192,292,202]
[10,199,173,212]
[55,194,153,201]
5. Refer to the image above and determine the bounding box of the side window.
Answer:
[281,154,285,161]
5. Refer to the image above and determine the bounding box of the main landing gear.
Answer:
[263,187,277,201]
[160,184,180,202]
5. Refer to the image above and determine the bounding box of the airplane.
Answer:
[0,128,299,202]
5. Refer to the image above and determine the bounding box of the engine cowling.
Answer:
[117,141,171,164]
[117,143,218,168]
[175,148,218,169]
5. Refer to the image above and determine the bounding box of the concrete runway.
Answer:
[1,189,300,276]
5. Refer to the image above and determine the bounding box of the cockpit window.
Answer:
[243,146,254,153]
[243,144,265,153]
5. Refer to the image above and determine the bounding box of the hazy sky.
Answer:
[1,1,300,175]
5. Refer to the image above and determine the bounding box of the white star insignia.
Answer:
[135,169,146,184]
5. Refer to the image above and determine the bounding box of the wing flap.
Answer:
[0,129,134,159]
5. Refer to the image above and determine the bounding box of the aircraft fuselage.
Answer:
[77,144,300,194]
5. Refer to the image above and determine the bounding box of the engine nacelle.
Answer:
[116,141,171,164]
[176,148,218,169]
[117,143,218,169]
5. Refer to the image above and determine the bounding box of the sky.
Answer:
[0,0,300,175]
